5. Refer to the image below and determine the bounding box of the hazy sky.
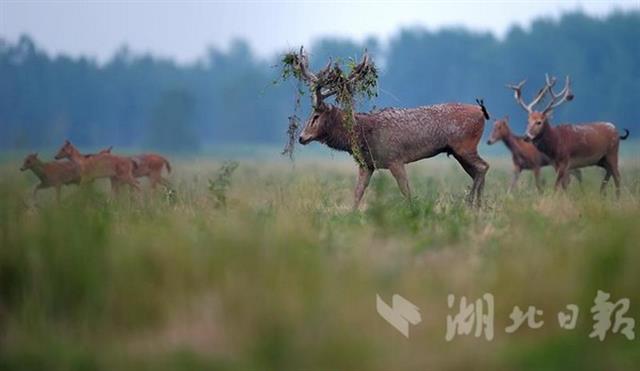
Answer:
[2,0,638,64]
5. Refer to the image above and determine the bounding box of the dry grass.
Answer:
[1,154,639,370]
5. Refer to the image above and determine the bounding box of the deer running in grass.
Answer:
[291,48,490,209]
[54,140,140,193]
[20,153,81,202]
[95,147,172,189]
[487,116,582,192]
[508,75,629,196]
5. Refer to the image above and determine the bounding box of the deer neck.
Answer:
[67,148,86,164]
[532,122,558,158]
[502,130,519,151]
[29,161,46,180]
[323,106,356,153]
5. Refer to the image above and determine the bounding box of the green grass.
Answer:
[1,155,639,370]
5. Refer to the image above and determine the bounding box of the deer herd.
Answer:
[20,140,171,202]
[20,49,629,209]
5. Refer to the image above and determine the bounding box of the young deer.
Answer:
[487,116,581,192]
[20,153,81,202]
[292,48,490,208]
[508,75,629,196]
[54,140,140,193]
[99,147,172,189]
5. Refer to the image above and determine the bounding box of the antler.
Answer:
[284,47,376,109]
[506,78,553,113]
[542,74,573,113]
[292,46,317,84]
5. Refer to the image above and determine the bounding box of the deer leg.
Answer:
[453,151,488,207]
[508,166,521,193]
[533,167,543,193]
[126,176,141,192]
[554,163,569,192]
[600,172,611,195]
[605,153,621,199]
[571,169,583,184]
[110,177,123,195]
[158,177,173,190]
[388,162,411,201]
[353,167,373,211]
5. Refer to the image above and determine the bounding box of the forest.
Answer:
[1,11,638,151]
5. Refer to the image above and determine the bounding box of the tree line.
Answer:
[0,11,638,152]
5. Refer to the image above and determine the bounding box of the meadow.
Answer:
[1,150,639,370]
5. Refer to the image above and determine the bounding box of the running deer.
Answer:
[292,48,490,208]
[487,116,581,192]
[54,140,140,193]
[508,75,629,196]
[20,153,81,202]
[96,147,172,189]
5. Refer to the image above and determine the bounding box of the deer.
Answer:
[20,153,81,202]
[291,48,490,209]
[98,147,172,189]
[507,75,629,196]
[54,140,140,193]
[487,116,582,192]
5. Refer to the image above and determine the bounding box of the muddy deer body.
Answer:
[300,104,488,208]
[290,47,489,209]
[508,75,628,196]
[487,117,581,192]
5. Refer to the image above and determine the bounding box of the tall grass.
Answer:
[1,156,639,370]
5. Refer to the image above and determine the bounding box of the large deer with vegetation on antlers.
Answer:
[290,48,490,209]
[508,75,629,196]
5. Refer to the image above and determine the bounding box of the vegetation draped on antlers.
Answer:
[506,73,573,113]
[280,46,378,161]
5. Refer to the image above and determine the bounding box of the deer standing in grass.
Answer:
[487,116,582,192]
[20,153,81,202]
[291,48,490,209]
[508,75,629,196]
[54,140,140,193]
[97,147,172,189]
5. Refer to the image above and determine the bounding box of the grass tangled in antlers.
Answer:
[280,51,378,166]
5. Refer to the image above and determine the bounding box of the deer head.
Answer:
[487,116,511,145]
[507,74,573,141]
[20,153,40,171]
[287,47,373,145]
[54,139,79,160]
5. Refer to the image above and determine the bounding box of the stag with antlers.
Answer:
[508,75,629,196]
[284,47,490,209]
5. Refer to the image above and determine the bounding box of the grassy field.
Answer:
[1,153,639,370]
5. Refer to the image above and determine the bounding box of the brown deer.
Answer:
[292,48,490,209]
[20,153,81,202]
[508,75,629,196]
[487,116,582,192]
[98,147,172,189]
[54,140,140,193]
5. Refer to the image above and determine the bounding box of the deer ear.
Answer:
[504,115,509,122]
[64,139,70,144]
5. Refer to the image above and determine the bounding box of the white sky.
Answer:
[1,0,638,64]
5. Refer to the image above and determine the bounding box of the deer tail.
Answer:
[620,128,629,140]
[476,98,490,120]
[164,158,172,173]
